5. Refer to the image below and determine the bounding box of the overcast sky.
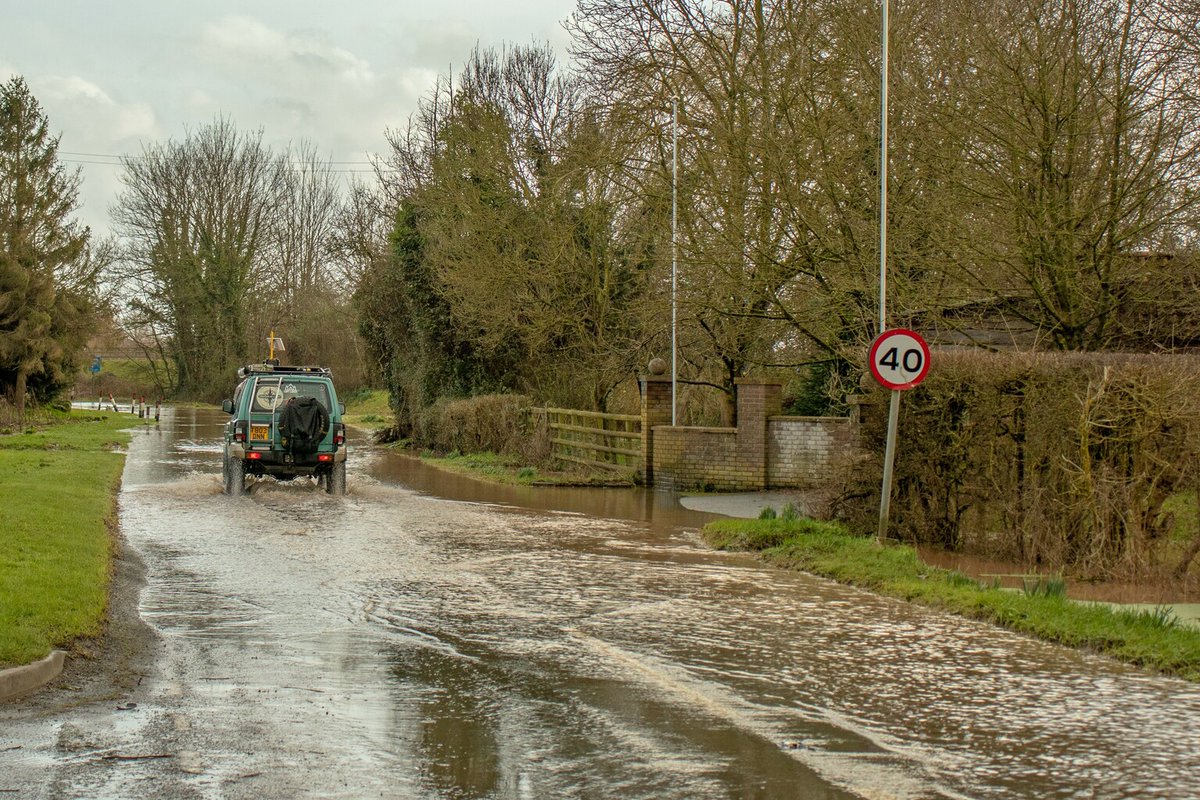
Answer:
[1,0,578,238]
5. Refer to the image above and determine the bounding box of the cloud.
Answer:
[408,20,481,69]
[10,73,163,238]
[38,75,159,142]
[199,15,375,85]
[180,15,434,164]
[40,75,111,104]
[185,88,215,111]
[1,4,577,238]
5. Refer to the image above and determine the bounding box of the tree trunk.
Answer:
[14,368,27,421]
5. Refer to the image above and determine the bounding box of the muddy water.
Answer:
[3,406,1200,799]
[917,546,1200,605]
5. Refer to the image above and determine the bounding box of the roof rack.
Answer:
[237,363,332,379]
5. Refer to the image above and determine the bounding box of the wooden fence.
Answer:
[534,407,642,472]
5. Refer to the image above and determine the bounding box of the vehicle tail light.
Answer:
[318,454,332,462]
[247,452,262,460]
[234,420,248,443]
[333,423,345,447]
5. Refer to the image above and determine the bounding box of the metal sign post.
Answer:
[878,389,901,544]
[869,328,931,543]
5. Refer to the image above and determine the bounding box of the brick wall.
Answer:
[642,376,860,490]
[767,416,856,487]
[650,426,742,491]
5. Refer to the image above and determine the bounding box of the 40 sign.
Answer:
[868,329,930,391]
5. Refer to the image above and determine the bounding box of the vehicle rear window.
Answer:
[250,377,331,413]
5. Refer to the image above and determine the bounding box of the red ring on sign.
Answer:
[868,328,931,391]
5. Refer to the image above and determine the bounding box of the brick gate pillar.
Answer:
[734,379,782,489]
[640,376,673,485]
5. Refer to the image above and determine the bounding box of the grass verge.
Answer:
[340,387,393,431]
[0,410,146,668]
[74,356,174,400]
[704,516,1200,682]
[419,450,636,487]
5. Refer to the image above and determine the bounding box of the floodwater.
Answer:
[917,546,1200,605]
[3,406,1200,799]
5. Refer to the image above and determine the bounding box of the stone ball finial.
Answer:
[648,357,667,376]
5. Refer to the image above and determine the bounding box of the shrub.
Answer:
[839,350,1200,579]
[419,394,533,455]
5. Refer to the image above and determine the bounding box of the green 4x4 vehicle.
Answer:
[221,363,348,495]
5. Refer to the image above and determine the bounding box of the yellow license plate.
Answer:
[250,425,271,441]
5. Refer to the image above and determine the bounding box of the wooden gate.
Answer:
[535,407,642,472]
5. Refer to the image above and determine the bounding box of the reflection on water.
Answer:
[367,449,716,528]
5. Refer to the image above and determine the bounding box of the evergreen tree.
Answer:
[0,76,89,416]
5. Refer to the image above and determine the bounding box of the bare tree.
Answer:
[270,142,341,302]
[250,142,365,374]
[568,0,970,417]
[953,0,1200,349]
[328,177,392,290]
[112,119,287,398]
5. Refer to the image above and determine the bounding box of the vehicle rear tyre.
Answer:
[226,456,246,496]
[327,461,346,496]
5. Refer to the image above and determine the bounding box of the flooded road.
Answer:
[3,406,1200,799]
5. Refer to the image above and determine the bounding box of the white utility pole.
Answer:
[877,0,900,545]
[672,97,679,426]
[878,0,889,335]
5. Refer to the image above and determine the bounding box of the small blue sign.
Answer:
[90,356,102,374]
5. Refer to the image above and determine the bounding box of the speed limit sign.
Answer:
[869,329,930,390]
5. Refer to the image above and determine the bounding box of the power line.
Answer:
[60,150,384,165]
[59,151,124,160]
[57,150,396,174]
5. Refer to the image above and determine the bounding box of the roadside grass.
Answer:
[420,450,636,487]
[0,402,71,434]
[0,411,146,668]
[75,357,174,400]
[704,516,1200,682]
[96,357,168,385]
[340,388,393,431]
